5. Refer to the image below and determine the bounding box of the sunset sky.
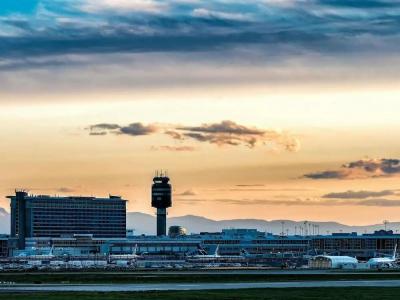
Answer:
[1,0,400,225]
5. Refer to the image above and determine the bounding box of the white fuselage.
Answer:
[367,257,395,267]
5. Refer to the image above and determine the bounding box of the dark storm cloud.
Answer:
[322,190,395,199]
[304,158,400,180]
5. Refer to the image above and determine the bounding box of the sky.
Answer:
[1,0,400,226]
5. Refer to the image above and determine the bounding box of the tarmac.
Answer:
[2,280,400,292]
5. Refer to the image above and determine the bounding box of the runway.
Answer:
[5,269,399,276]
[2,280,400,292]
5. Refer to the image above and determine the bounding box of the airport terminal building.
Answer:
[2,187,400,268]
[5,228,400,262]
[7,191,127,249]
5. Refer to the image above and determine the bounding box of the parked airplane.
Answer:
[186,245,220,262]
[15,245,55,259]
[240,249,297,259]
[186,245,248,264]
[109,244,140,260]
[367,244,397,269]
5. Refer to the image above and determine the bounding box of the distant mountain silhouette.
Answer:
[0,208,10,234]
[0,210,395,236]
[126,212,395,236]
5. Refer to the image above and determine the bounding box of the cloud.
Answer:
[119,123,158,136]
[356,199,400,207]
[192,8,251,21]
[164,130,184,140]
[90,123,121,130]
[212,198,324,206]
[175,198,205,205]
[1,0,400,97]
[213,187,314,192]
[179,120,265,135]
[88,120,299,152]
[319,0,399,9]
[1,0,400,71]
[178,120,300,151]
[89,131,108,136]
[204,197,400,207]
[89,122,157,136]
[323,190,395,199]
[345,158,400,174]
[151,145,196,151]
[56,187,76,193]
[304,158,400,180]
[304,170,350,180]
[79,0,167,13]
[175,189,198,196]
[176,198,400,207]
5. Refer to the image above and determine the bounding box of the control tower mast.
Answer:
[151,171,172,236]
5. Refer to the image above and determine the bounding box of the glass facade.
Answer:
[8,193,126,239]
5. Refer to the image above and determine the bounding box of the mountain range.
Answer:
[0,209,395,236]
[128,212,394,236]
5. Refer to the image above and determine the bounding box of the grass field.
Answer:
[1,288,400,300]
[1,271,400,284]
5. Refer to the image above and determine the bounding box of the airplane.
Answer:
[367,244,397,269]
[186,245,247,264]
[240,249,295,259]
[185,245,221,262]
[31,245,55,259]
[15,245,55,259]
[109,244,140,260]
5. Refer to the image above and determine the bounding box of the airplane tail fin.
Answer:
[133,244,137,255]
[240,249,249,257]
[49,245,54,256]
[214,245,220,257]
[393,244,397,260]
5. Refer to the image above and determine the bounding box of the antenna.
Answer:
[384,220,389,231]
[304,221,308,236]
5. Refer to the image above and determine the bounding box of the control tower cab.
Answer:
[151,172,172,236]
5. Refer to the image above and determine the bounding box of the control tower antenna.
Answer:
[151,171,172,236]
[384,220,389,231]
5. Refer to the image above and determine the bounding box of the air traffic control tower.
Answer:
[151,172,172,236]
